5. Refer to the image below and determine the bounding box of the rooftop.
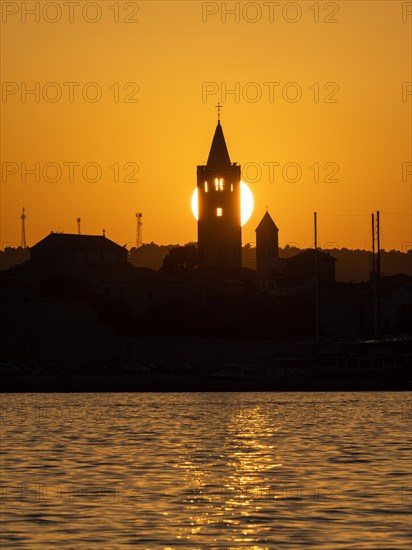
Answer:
[30,233,126,253]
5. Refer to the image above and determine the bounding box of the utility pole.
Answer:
[376,210,381,338]
[376,211,381,277]
[136,212,143,248]
[371,213,375,269]
[372,213,378,339]
[314,212,319,343]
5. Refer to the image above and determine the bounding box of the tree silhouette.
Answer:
[161,245,199,272]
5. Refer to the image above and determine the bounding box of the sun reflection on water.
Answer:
[0,393,410,549]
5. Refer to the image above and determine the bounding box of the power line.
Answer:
[379,211,411,217]
[317,212,370,217]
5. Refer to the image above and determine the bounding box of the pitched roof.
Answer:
[207,122,231,167]
[286,249,337,264]
[31,233,125,253]
[255,211,279,232]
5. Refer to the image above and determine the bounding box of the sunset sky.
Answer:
[1,0,411,251]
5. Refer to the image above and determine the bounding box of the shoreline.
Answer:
[1,369,410,392]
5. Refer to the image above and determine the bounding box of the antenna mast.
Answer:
[136,212,143,248]
[77,218,81,235]
[21,207,27,248]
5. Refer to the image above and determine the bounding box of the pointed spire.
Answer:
[207,122,231,167]
[256,211,279,232]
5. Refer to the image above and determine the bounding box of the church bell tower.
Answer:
[197,112,242,269]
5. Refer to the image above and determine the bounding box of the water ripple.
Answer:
[1,392,410,548]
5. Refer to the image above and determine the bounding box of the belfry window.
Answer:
[204,181,208,192]
[217,208,223,217]
[215,178,224,191]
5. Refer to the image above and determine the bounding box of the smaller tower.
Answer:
[255,211,279,273]
[21,207,27,249]
[136,212,143,248]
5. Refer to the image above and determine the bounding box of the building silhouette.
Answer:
[197,119,242,269]
[285,249,336,286]
[31,233,127,264]
[256,211,279,273]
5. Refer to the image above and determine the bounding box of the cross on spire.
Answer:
[215,102,223,123]
[265,204,270,212]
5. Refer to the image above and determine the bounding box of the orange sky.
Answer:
[1,0,411,251]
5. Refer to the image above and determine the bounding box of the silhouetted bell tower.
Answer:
[256,211,279,273]
[197,113,241,269]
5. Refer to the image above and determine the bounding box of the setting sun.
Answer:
[191,181,254,227]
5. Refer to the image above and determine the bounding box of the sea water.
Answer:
[1,392,410,548]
